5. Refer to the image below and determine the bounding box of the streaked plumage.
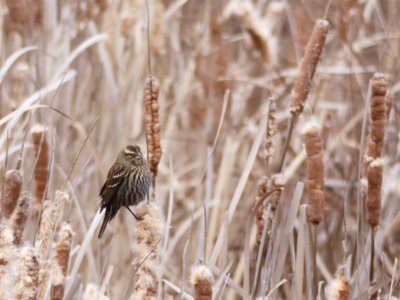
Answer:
[98,145,152,238]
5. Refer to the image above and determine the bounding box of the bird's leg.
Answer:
[125,206,144,221]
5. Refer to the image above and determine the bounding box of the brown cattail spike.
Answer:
[289,19,329,116]
[31,124,49,209]
[15,246,39,300]
[363,73,388,178]
[191,265,214,300]
[304,123,325,225]
[144,75,162,181]
[9,192,30,245]
[1,169,23,219]
[367,159,382,230]
[50,223,74,300]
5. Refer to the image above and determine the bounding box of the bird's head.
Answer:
[117,144,145,165]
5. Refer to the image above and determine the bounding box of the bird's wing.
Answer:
[99,163,127,207]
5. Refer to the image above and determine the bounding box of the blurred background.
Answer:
[1,0,400,299]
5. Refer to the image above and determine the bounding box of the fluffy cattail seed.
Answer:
[9,192,30,245]
[50,223,74,300]
[1,169,23,219]
[15,246,39,300]
[83,283,109,300]
[304,123,325,225]
[289,19,329,116]
[190,265,214,300]
[36,191,69,300]
[130,202,163,299]
[326,269,350,300]
[31,124,49,210]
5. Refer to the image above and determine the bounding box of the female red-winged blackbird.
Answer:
[98,145,152,238]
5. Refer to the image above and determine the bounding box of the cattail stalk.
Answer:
[289,19,329,116]
[50,223,74,300]
[304,123,325,225]
[15,246,39,300]
[36,191,69,300]
[191,265,214,300]
[143,75,162,182]
[9,192,30,245]
[1,168,23,219]
[31,124,49,210]
[130,202,163,299]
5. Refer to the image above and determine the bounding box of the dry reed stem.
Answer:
[190,265,214,300]
[144,75,162,181]
[264,98,277,166]
[131,202,163,299]
[367,159,383,230]
[1,168,23,219]
[327,269,350,300]
[289,19,329,116]
[9,192,30,245]
[50,223,74,300]
[304,123,325,225]
[15,246,39,300]
[36,191,69,300]
[31,124,49,210]
[83,283,109,300]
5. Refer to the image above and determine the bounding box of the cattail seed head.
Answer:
[31,124,49,210]
[304,123,325,225]
[50,223,74,300]
[367,159,383,229]
[1,168,23,219]
[9,192,30,245]
[15,246,39,300]
[289,19,329,116]
[144,75,162,181]
[190,265,214,300]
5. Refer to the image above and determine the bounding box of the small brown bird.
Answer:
[98,145,152,238]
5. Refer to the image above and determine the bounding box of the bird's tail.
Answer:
[98,206,110,239]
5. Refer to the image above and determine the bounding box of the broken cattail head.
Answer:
[1,168,23,219]
[191,264,214,300]
[9,192,30,245]
[304,122,325,225]
[289,19,329,116]
[367,159,383,230]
